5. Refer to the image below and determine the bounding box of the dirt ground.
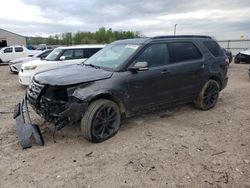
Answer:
[0,63,249,188]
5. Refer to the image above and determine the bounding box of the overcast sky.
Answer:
[0,0,250,39]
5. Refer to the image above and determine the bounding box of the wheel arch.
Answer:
[209,75,222,90]
[88,93,127,116]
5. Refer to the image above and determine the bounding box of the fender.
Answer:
[71,86,128,115]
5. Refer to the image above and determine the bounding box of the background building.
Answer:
[0,28,26,48]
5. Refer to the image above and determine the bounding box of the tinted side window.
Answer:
[168,42,202,63]
[74,49,84,59]
[136,44,168,67]
[15,47,23,52]
[62,50,74,60]
[203,41,224,57]
[4,48,13,53]
[83,48,102,58]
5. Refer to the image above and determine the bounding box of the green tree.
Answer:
[27,27,142,46]
[62,32,73,45]
[47,35,56,45]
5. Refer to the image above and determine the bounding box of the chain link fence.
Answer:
[217,39,250,56]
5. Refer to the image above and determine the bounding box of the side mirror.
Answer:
[128,61,149,73]
[59,56,66,61]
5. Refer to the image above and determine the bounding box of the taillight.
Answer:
[225,57,229,65]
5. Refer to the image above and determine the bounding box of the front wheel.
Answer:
[194,80,220,110]
[81,99,121,143]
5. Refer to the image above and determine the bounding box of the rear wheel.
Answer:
[234,54,240,64]
[81,99,121,143]
[194,80,220,110]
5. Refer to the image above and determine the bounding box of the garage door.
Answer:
[0,40,7,48]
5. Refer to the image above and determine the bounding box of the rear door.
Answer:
[14,47,25,59]
[166,41,205,101]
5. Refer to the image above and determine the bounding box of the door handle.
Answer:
[201,63,207,69]
[161,69,170,75]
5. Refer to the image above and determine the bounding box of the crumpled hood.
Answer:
[34,64,113,86]
[241,49,250,56]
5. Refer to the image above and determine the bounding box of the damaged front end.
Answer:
[13,95,44,149]
[14,80,88,149]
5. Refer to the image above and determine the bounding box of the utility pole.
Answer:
[174,24,178,35]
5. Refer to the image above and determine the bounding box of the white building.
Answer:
[0,28,26,48]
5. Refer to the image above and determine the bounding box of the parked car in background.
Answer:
[9,49,53,73]
[223,48,232,64]
[0,46,39,64]
[18,45,105,85]
[234,48,250,64]
[14,35,229,148]
[36,44,52,50]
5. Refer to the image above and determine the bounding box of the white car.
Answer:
[19,45,105,85]
[0,46,39,63]
[9,49,53,73]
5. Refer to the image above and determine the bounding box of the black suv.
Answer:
[14,35,228,148]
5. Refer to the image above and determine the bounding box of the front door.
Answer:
[127,43,174,111]
[2,47,13,62]
[60,49,86,65]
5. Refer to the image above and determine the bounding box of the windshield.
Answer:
[84,44,140,69]
[45,48,63,61]
[0,47,6,53]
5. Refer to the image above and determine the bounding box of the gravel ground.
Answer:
[0,63,249,188]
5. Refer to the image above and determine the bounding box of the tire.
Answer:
[194,80,220,110]
[9,66,16,74]
[234,54,240,64]
[234,59,240,64]
[81,99,121,143]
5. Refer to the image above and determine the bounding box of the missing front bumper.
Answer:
[14,95,88,149]
[13,96,44,149]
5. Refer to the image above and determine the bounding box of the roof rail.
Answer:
[152,35,212,39]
